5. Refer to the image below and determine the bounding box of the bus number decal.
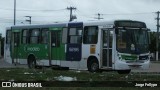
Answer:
[66,44,82,61]
[26,47,40,52]
[69,47,79,52]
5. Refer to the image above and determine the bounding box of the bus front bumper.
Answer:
[114,60,150,70]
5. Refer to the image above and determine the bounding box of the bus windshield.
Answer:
[116,29,149,54]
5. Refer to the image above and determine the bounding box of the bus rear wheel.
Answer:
[28,56,36,69]
[88,59,99,72]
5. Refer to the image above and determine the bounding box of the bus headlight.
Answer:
[139,55,149,60]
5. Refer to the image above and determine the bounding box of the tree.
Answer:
[1,37,4,56]
[149,32,156,53]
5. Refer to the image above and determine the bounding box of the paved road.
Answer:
[0,58,160,72]
[132,62,160,73]
[0,58,27,68]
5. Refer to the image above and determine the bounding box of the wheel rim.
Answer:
[91,63,98,71]
[31,61,35,68]
[29,60,35,68]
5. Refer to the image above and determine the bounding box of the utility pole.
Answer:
[14,0,16,25]
[156,11,160,61]
[25,16,32,24]
[66,7,77,22]
[95,13,103,20]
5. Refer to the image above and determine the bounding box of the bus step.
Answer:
[100,67,112,70]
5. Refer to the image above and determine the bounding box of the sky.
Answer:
[0,0,160,37]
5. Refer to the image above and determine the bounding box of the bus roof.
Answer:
[10,19,146,29]
[11,23,67,29]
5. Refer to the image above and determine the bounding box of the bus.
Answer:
[4,20,150,74]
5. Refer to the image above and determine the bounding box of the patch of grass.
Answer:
[0,68,159,89]
[0,68,160,81]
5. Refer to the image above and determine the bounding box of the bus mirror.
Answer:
[115,28,119,34]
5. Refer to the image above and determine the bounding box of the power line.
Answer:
[76,9,94,18]
[0,8,65,12]
[103,12,154,15]
[95,13,103,20]
[64,0,76,7]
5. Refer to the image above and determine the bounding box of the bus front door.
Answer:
[102,29,113,67]
[12,31,20,64]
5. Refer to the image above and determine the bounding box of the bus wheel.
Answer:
[88,59,99,72]
[117,70,131,74]
[28,56,36,69]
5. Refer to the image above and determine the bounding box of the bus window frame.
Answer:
[62,27,68,44]
[68,27,82,44]
[22,29,29,44]
[41,28,49,44]
[83,26,98,44]
[29,28,40,44]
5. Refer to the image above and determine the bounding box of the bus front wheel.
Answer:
[88,59,99,72]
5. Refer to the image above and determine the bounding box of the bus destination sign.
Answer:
[115,21,146,28]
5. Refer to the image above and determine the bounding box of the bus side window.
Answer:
[22,29,29,44]
[83,26,98,44]
[68,28,82,44]
[6,30,11,44]
[62,28,68,44]
[41,28,49,44]
[30,29,40,44]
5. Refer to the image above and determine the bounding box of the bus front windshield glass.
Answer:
[116,29,149,54]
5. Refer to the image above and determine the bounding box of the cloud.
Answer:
[0,0,160,36]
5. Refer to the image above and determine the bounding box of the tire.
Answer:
[88,59,99,72]
[28,56,36,69]
[117,70,131,74]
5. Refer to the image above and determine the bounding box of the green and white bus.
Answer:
[4,20,150,73]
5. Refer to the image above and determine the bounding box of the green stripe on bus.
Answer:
[12,29,20,32]
[49,27,62,30]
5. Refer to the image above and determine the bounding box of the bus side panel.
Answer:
[20,44,49,59]
[66,22,83,61]
[4,44,12,63]
[4,30,12,64]
[66,43,82,61]
[51,43,66,60]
